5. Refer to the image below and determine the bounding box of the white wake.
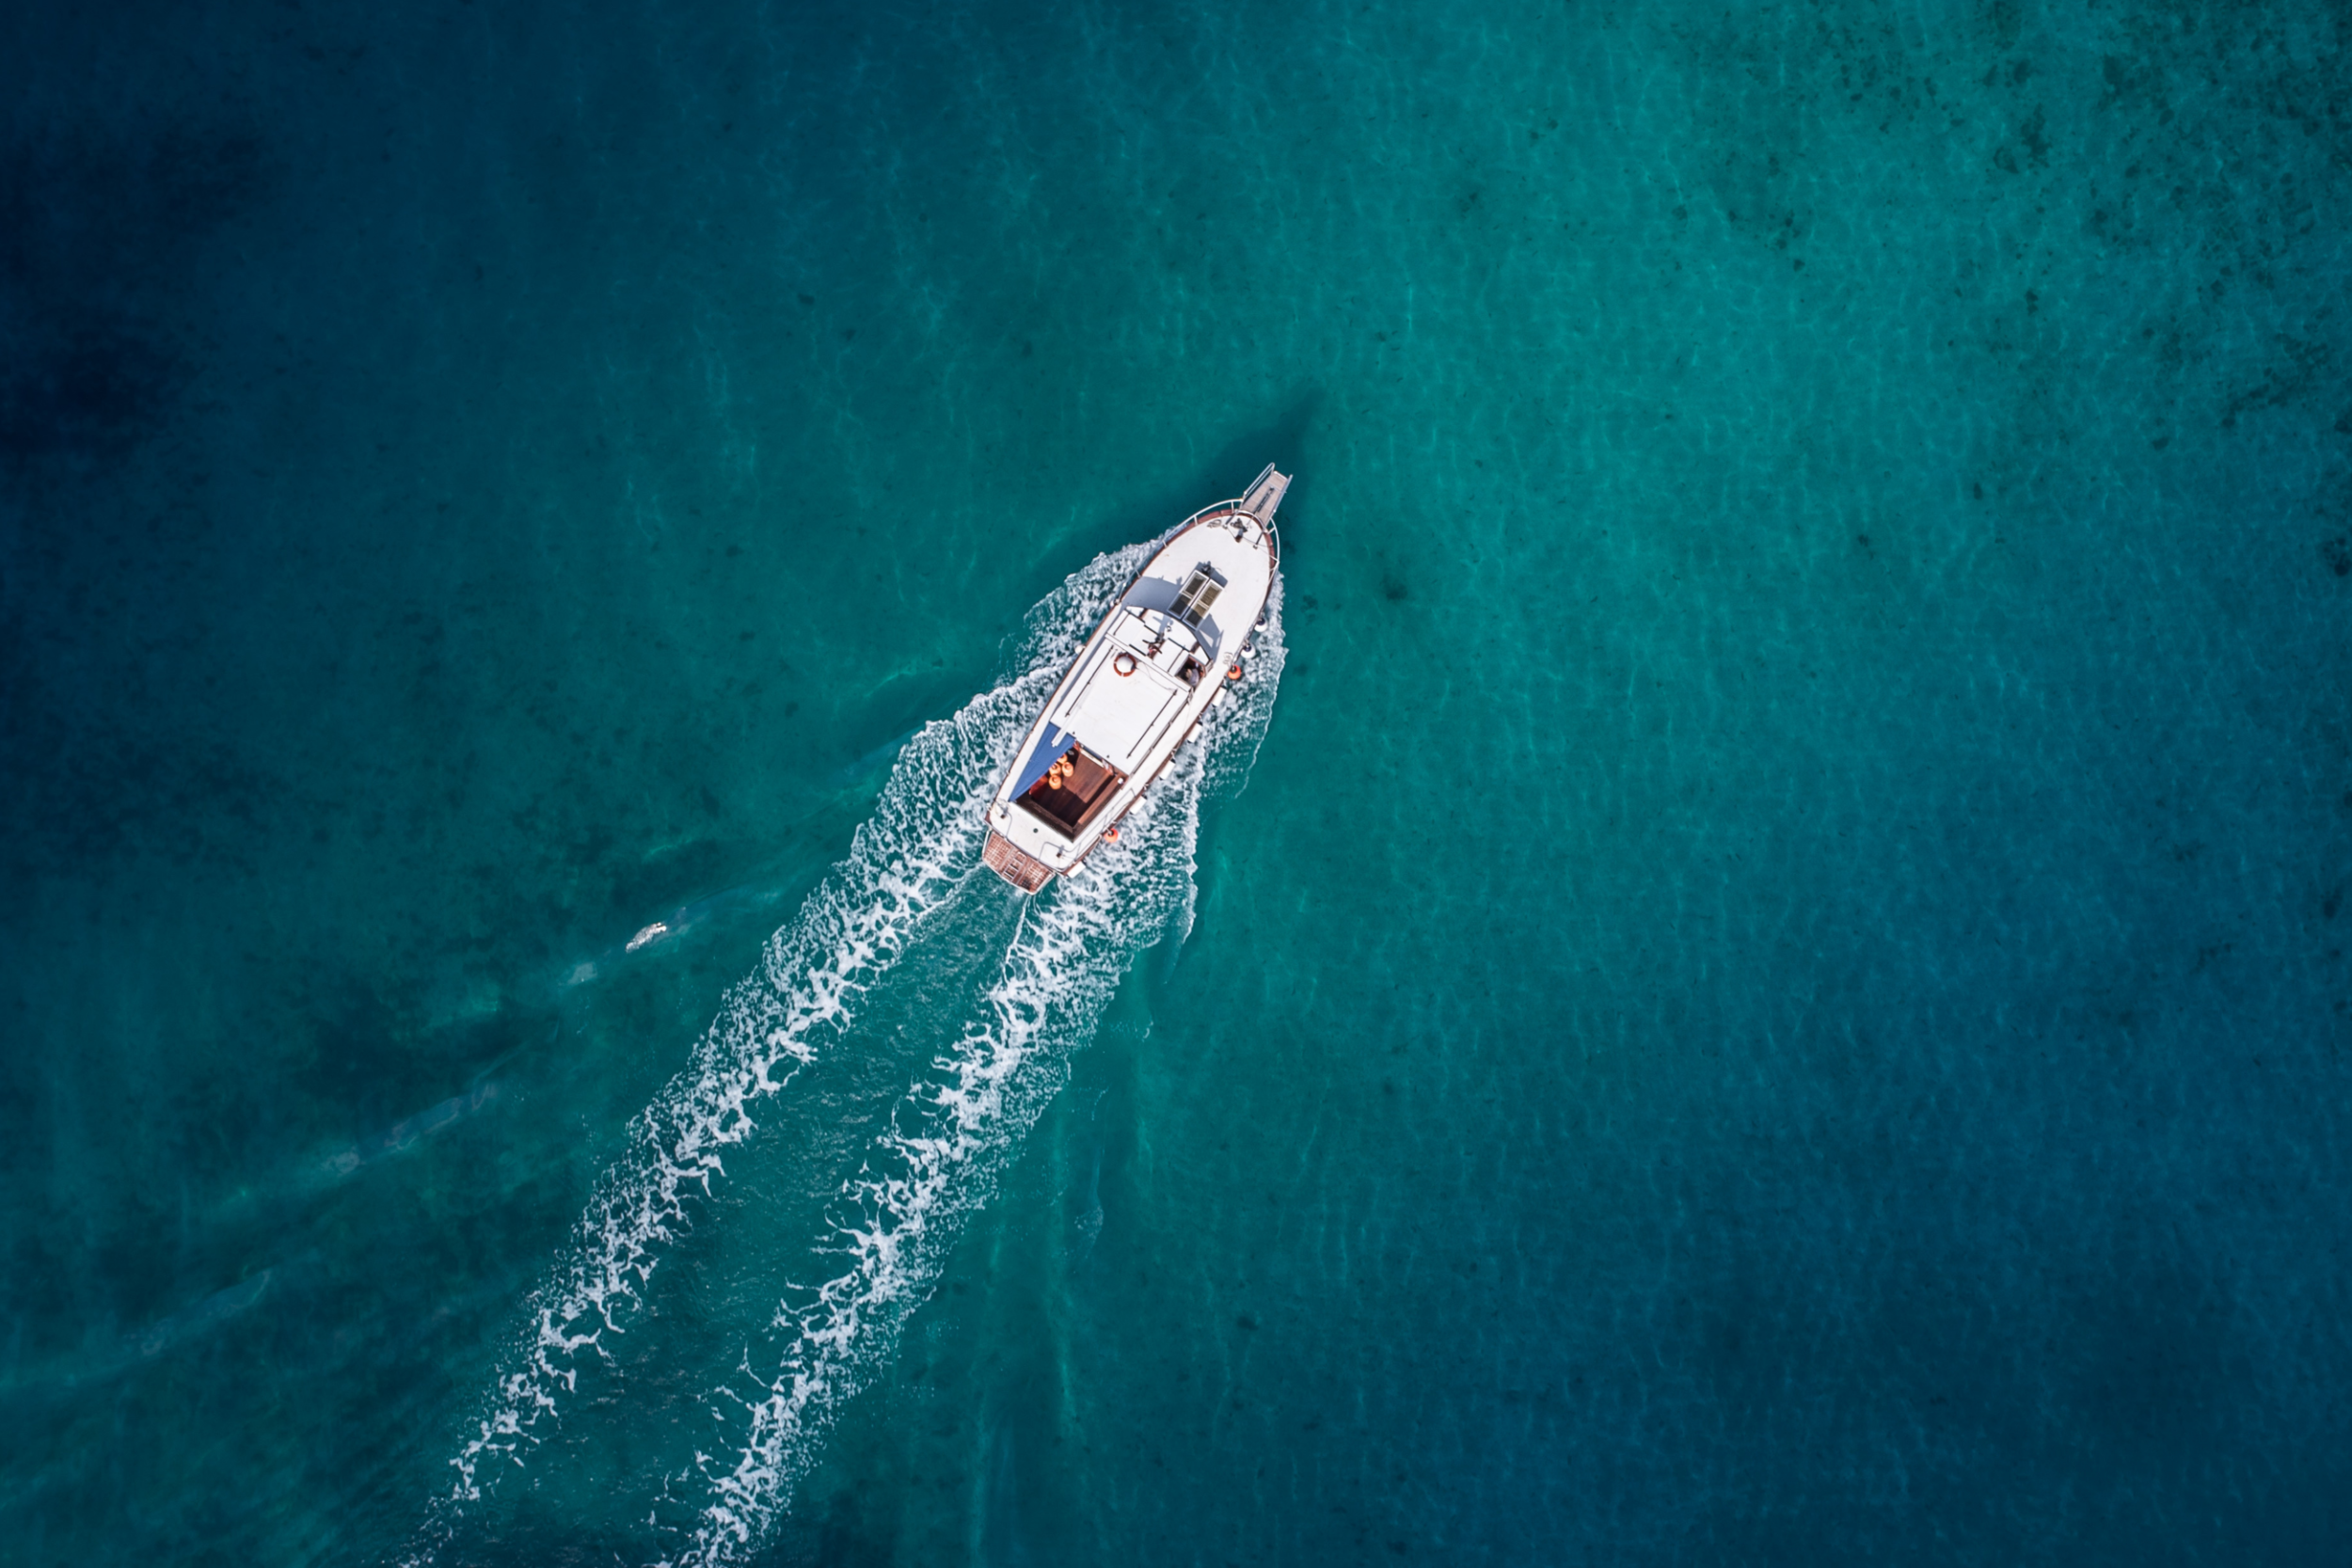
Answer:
[412,544,1284,1565]
[675,577,1285,1565]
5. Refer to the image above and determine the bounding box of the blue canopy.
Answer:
[1010,723,1080,798]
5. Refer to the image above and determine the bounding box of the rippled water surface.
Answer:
[3,1,2347,1562]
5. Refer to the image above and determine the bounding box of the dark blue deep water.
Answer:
[5,1,2349,1562]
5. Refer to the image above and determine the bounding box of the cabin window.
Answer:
[1172,565,1224,626]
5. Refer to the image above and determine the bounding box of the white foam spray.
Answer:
[410,545,1283,1566]
[420,543,1158,1530]
[672,579,1286,1566]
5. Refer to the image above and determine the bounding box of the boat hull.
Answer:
[982,466,1287,891]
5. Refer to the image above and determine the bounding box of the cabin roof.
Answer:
[1050,610,1199,771]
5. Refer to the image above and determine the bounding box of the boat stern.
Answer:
[983,829,1056,893]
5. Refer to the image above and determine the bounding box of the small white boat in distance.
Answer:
[982,465,1289,893]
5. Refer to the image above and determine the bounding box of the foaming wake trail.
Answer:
[668,582,1288,1567]
[413,542,1160,1549]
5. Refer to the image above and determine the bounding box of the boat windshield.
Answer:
[1171,565,1224,627]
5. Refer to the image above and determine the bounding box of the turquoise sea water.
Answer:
[5,0,2349,1561]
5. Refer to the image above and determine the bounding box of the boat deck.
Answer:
[983,832,1054,893]
[981,465,1285,894]
[1016,746,1125,834]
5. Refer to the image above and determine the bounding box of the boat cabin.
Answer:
[1007,562,1235,840]
[982,468,1284,895]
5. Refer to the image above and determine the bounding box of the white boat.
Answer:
[982,465,1289,893]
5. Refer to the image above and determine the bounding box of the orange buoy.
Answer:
[1105,827,1120,843]
[1227,663,1243,681]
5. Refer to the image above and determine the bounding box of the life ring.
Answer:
[1113,651,1137,676]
